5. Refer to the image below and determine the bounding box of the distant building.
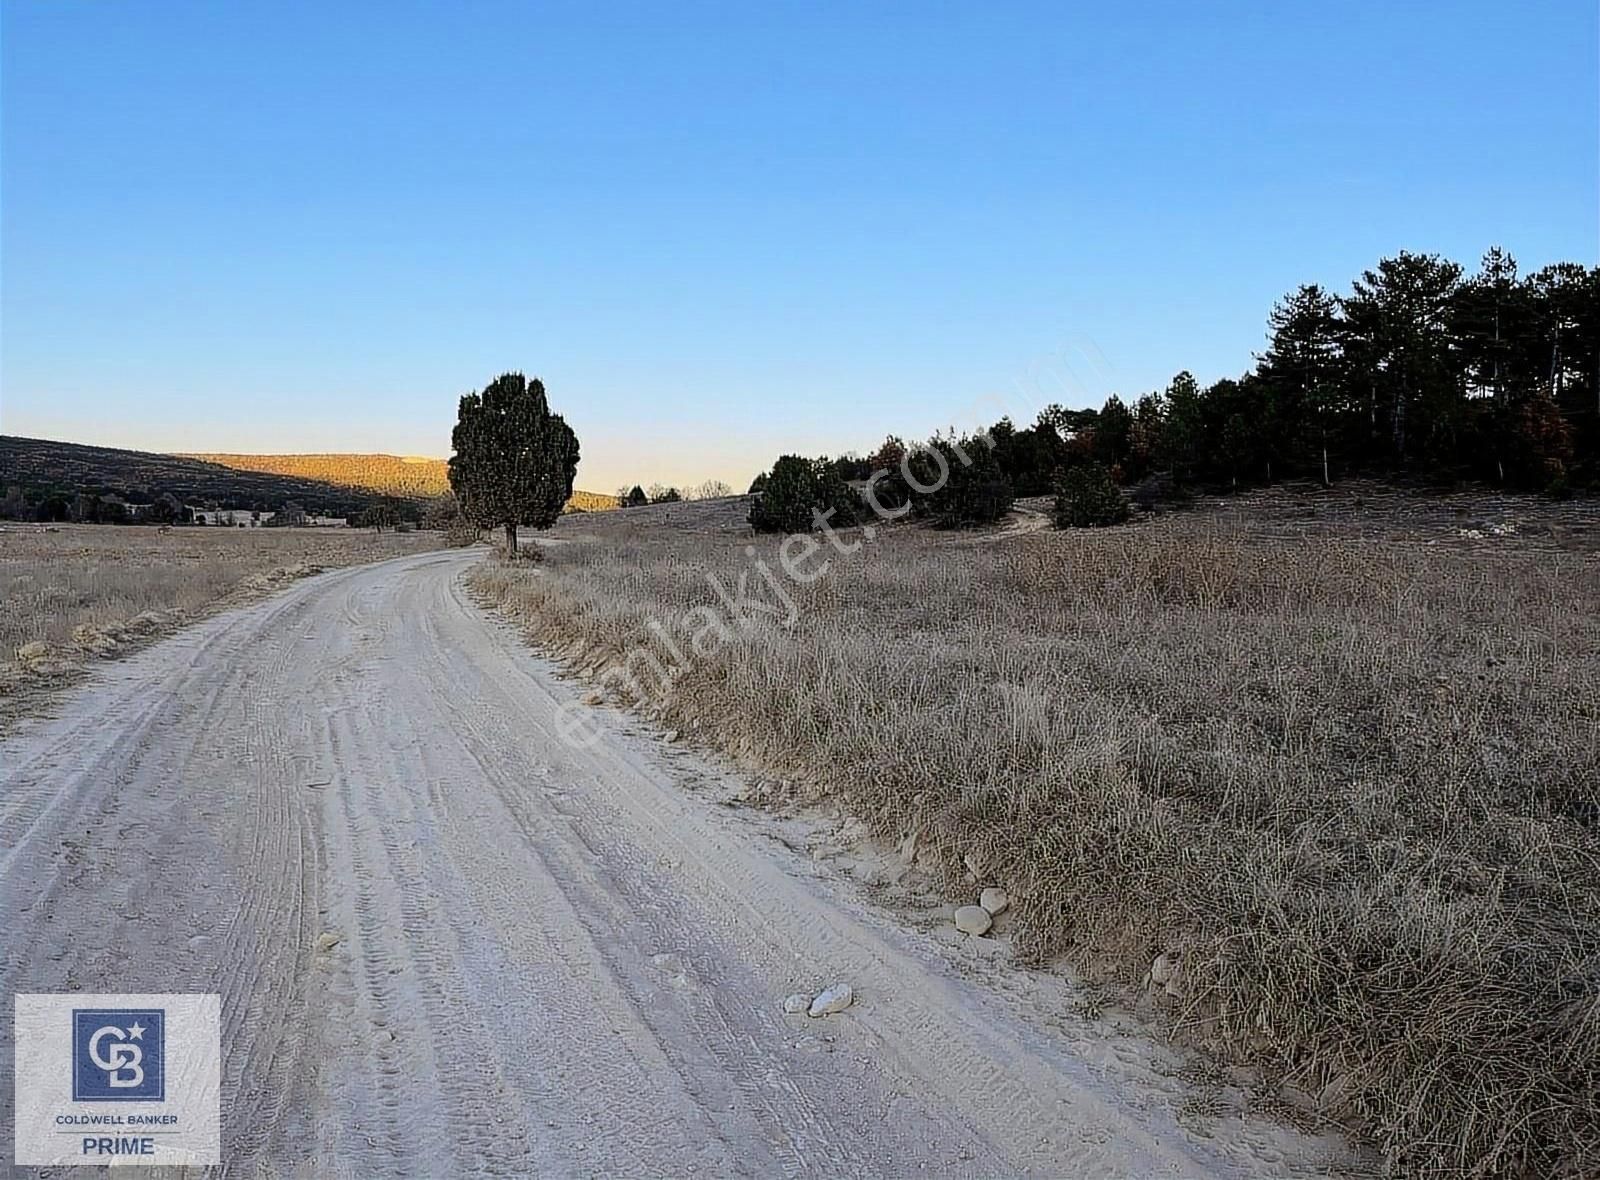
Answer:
[100,494,154,519]
[306,515,348,527]
[190,508,275,527]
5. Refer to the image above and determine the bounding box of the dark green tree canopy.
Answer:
[748,455,863,534]
[448,372,579,554]
[1045,247,1595,495]
[743,246,1594,521]
[905,434,1015,527]
[1053,461,1128,528]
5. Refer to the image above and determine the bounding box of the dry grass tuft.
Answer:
[472,489,1600,1177]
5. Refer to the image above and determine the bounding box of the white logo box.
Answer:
[14,993,220,1167]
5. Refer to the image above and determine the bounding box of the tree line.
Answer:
[1076,248,1595,495]
[746,247,1596,533]
[613,480,736,507]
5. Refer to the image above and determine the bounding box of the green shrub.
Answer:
[919,436,1014,527]
[748,455,863,534]
[1053,462,1129,527]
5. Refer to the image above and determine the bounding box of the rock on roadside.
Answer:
[954,905,993,936]
[808,983,853,1017]
[979,887,1009,916]
[782,993,812,1015]
[1147,952,1185,998]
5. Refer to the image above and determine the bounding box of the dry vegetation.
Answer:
[0,524,442,720]
[471,488,1600,1177]
[185,451,620,512]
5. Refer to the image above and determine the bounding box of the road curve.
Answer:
[1,551,1347,1177]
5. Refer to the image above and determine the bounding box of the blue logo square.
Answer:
[72,1009,165,1101]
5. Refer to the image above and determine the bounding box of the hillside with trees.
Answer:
[185,452,453,497]
[746,247,1596,535]
[1027,248,1596,497]
[0,436,393,520]
[189,451,618,513]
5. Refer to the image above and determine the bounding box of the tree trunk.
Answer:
[504,521,518,558]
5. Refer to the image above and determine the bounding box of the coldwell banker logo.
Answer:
[13,993,220,1166]
[72,1009,165,1101]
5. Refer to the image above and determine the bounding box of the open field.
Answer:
[0,523,443,720]
[470,486,1600,1177]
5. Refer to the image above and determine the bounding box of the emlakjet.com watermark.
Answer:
[13,993,221,1166]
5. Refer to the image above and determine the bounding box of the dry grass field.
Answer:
[471,487,1600,1177]
[0,523,442,718]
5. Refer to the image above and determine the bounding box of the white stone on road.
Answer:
[808,983,854,1017]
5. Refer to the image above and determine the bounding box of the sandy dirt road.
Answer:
[1,550,1351,1177]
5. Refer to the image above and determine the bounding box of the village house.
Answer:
[100,494,154,519]
[189,508,274,527]
[185,505,347,527]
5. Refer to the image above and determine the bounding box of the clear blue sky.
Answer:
[3,1,1595,492]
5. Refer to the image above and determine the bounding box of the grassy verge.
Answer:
[470,495,1599,1177]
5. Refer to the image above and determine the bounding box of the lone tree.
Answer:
[448,372,579,556]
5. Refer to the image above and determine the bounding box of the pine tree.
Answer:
[448,373,579,556]
[1341,253,1465,471]
[1260,284,1344,484]
[1053,462,1128,527]
[1158,372,1205,485]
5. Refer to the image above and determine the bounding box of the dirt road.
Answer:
[1,551,1349,1177]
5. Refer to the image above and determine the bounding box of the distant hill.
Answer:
[187,452,619,512]
[184,452,452,498]
[0,438,619,519]
[562,489,622,512]
[0,436,389,516]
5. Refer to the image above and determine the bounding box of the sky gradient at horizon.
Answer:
[3,1,1595,492]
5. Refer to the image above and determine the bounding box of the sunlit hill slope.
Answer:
[185,453,619,512]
